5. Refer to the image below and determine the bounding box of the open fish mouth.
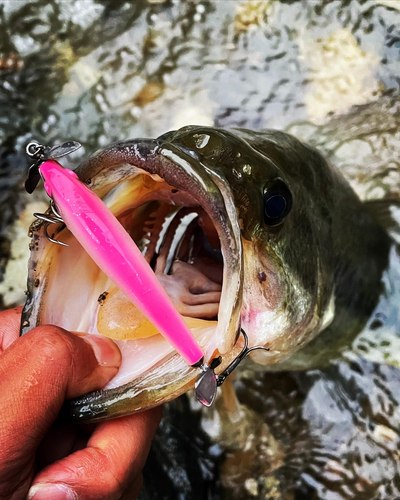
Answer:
[22,138,244,421]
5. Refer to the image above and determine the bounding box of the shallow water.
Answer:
[1,0,400,498]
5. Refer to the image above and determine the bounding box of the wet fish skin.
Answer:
[157,127,390,367]
[23,127,390,421]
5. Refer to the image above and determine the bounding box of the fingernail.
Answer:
[28,483,77,500]
[82,334,121,367]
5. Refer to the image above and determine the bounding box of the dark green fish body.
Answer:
[230,129,390,370]
[22,126,390,421]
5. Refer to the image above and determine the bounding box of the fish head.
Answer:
[159,127,336,364]
[22,126,338,421]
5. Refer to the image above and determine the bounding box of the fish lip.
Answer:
[75,138,244,355]
[23,137,244,420]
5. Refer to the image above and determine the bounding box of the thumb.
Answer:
[0,325,121,486]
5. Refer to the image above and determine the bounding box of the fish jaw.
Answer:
[22,139,244,421]
[62,340,245,422]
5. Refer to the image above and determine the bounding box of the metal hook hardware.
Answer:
[217,328,270,386]
[195,329,270,407]
[33,201,68,247]
[26,140,82,244]
[25,140,81,195]
[26,142,47,159]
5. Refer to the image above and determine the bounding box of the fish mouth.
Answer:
[22,139,243,421]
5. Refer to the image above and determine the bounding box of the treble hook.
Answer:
[216,329,270,386]
[33,201,68,247]
[194,329,270,407]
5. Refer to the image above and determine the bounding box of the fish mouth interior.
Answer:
[41,170,233,390]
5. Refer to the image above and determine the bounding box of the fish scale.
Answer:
[21,127,389,426]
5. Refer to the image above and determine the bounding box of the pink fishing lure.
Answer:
[39,159,204,367]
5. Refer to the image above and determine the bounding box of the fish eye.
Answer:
[263,179,292,226]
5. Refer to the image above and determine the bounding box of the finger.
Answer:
[36,425,87,471]
[0,325,121,496]
[28,407,162,500]
[184,291,221,305]
[120,474,143,500]
[0,306,22,352]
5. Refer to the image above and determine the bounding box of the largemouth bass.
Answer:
[21,127,390,421]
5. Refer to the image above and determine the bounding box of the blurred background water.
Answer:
[1,1,400,498]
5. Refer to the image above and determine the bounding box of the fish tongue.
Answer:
[97,285,160,340]
[97,202,222,339]
[97,284,218,341]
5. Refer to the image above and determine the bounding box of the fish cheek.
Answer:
[242,238,283,312]
[259,268,282,310]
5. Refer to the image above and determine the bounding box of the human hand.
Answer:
[0,307,162,500]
